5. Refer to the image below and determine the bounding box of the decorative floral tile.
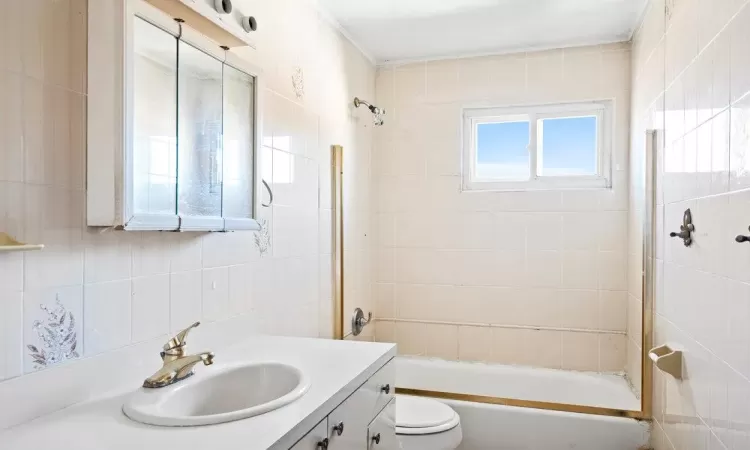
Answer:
[291,67,304,100]
[23,286,83,373]
[254,218,271,257]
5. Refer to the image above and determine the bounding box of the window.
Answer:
[463,102,612,191]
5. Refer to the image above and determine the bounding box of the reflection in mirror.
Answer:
[178,41,224,217]
[222,65,255,218]
[132,18,177,215]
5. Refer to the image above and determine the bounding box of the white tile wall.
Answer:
[0,0,375,412]
[83,280,132,357]
[373,44,632,373]
[631,0,750,448]
[130,274,170,343]
[0,291,23,380]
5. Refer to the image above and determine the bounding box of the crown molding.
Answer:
[313,1,377,66]
[376,38,632,68]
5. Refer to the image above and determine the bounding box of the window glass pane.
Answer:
[538,116,597,176]
[132,18,177,215]
[475,121,530,180]
[178,41,223,217]
[222,65,255,219]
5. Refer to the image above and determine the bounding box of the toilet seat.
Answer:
[395,395,461,435]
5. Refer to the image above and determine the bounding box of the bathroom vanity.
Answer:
[290,362,396,450]
[0,336,397,450]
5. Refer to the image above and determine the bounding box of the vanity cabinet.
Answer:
[289,419,329,450]
[290,360,395,450]
[368,400,397,450]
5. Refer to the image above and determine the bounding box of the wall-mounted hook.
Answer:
[736,226,750,243]
[669,208,694,247]
[351,308,372,336]
[261,179,273,207]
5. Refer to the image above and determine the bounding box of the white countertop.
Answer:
[0,336,396,450]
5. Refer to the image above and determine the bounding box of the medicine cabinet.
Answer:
[87,0,264,231]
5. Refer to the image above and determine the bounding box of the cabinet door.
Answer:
[368,399,397,450]
[131,16,178,219]
[177,39,224,225]
[222,64,255,220]
[290,418,329,450]
[327,389,372,449]
[327,362,395,450]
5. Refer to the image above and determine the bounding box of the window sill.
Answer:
[462,177,611,192]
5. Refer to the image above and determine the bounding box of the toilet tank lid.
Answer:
[395,395,458,429]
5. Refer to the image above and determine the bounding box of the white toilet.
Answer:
[395,395,463,450]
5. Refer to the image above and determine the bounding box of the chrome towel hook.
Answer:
[261,179,273,207]
[669,208,694,247]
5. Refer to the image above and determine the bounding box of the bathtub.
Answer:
[395,357,650,450]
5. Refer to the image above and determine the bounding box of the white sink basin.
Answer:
[123,362,310,426]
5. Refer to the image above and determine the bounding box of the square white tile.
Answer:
[83,280,131,356]
[131,274,170,343]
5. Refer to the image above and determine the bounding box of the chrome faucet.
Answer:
[143,322,215,388]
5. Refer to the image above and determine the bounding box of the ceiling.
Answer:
[318,0,648,64]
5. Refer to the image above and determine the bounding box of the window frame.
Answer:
[462,101,613,192]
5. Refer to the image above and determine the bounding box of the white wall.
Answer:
[0,0,374,428]
[371,44,633,374]
[631,0,750,448]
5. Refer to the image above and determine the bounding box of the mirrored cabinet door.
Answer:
[132,17,178,217]
[222,65,255,219]
[177,41,225,221]
[87,4,261,231]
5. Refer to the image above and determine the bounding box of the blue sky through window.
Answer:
[540,116,597,175]
[475,115,597,179]
[476,121,529,179]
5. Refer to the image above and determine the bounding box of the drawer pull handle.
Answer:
[380,384,390,394]
[332,421,344,436]
[736,227,750,243]
[372,433,381,445]
[316,438,329,449]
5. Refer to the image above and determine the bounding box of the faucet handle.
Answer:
[164,322,200,352]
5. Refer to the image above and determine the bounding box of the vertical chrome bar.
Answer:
[641,130,658,419]
[332,145,344,340]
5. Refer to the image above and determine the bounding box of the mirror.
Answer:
[132,17,178,215]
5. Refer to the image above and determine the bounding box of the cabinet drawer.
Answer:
[327,360,394,450]
[327,388,369,450]
[290,418,328,450]
[368,399,397,450]
[361,360,394,419]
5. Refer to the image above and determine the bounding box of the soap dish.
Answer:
[0,232,44,252]
[649,344,682,379]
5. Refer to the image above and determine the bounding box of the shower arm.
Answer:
[354,97,386,115]
[353,97,386,126]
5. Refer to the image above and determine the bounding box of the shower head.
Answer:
[353,97,385,126]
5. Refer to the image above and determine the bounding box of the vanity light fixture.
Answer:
[214,0,232,14]
[241,16,257,32]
